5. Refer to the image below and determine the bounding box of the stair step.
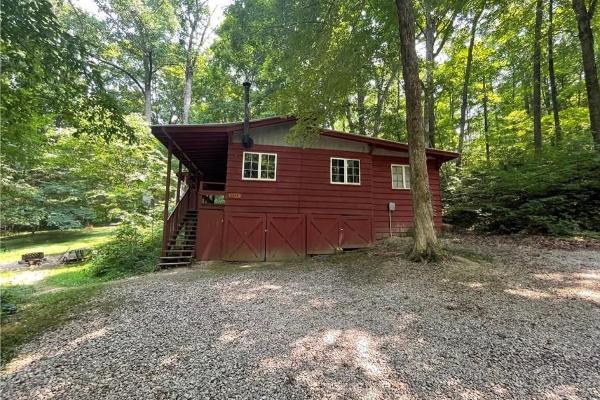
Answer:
[158,262,192,267]
[160,256,193,260]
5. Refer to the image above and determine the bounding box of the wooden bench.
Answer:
[21,252,45,266]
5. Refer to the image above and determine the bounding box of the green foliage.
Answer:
[0,0,132,158]
[1,115,165,233]
[445,148,600,235]
[88,224,161,278]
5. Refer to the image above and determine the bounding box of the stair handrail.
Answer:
[162,188,196,255]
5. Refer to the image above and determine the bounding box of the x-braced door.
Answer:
[266,214,306,260]
[222,213,266,261]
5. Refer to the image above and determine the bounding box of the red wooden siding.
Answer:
[198,141,448,261]
[226,144,374,216]
[306,215,340,254]
[371,155,442,239]
[306,215,373,254]
[196,208,224,261]
[222,213,266,261]
[339,216,373,248]
[266,214,306,260]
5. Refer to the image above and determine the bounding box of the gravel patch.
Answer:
[2,237,600,399]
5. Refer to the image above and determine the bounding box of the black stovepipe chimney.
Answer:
[242,81,253,148]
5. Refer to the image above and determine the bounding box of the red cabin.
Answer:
[152,116,458,265]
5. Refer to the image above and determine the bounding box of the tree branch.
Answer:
[590,0,598,17]
[95,57,145,94]
[433,9,459,57]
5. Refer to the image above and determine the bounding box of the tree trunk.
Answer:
[424,12,436,147]
[483,76,490,163]
[548,0,562,143]
[181,14,200,124]
[374,70,396,135]
[143,53,153,123]
[182,60,194,123]
[456,9,482,167]
[572,0,600,150]
[345,102,357,133]
[395,0,441,262]
[532,0,543,156]
[357,88,366,135]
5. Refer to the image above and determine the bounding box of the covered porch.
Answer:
[152,124,230,261]
[151,117,295,263]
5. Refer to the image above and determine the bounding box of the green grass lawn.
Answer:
[0,226,116,263]
[0,225,162,366]
[0,227,119,366]
[0,263,113,366]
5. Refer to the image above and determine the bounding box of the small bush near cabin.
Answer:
[88,224,161,278]
[444,150,600,236]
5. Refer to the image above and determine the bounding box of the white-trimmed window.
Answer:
[391,164,410,189]
[330,157,360,185]
[242,152,277,181]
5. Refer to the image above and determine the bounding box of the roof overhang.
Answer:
[151,117,297,181]
[320,129,459,162]
[151,116,459,180]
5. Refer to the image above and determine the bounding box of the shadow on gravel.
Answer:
[2,237,599,399]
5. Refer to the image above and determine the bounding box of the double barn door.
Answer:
[222,213,305,261]
[219,213,372,261]
[306,215,373,255]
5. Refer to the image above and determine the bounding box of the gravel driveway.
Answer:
[2,236,600,399]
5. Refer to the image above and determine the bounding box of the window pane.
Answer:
[346,160,360,183]
[243,153,259,179]
[260,154,276,180]
[331,159,344,182]
[403,166,410,188]
[391,165,404,189]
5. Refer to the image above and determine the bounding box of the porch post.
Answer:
[176,160,182,204]
[161,142,173,255]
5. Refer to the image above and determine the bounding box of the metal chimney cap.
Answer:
[243,81,251,87]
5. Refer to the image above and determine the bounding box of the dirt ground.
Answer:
[1,234,599,399]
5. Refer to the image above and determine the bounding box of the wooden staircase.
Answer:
[158,210,197,268]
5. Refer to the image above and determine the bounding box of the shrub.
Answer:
[88,223,161,278]
[444,149,600,236]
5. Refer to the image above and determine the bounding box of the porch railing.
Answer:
[162,187,196,255]
[199,181,226,206]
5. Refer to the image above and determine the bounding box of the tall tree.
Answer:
[94,0,177,122]
[1,0,131,164]
[572,0,600,149]
[482,75,491,162]
[421,0,460,147]
[547,0,562,143]
[532,0,544,156]
[174,0,211,123]
[396,0,441,261]
[456,6,483,167]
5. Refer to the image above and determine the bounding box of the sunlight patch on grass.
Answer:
[0,262,109,366]
[0,265,94,286]
[1,282,104,365]
[0,226,116,263]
